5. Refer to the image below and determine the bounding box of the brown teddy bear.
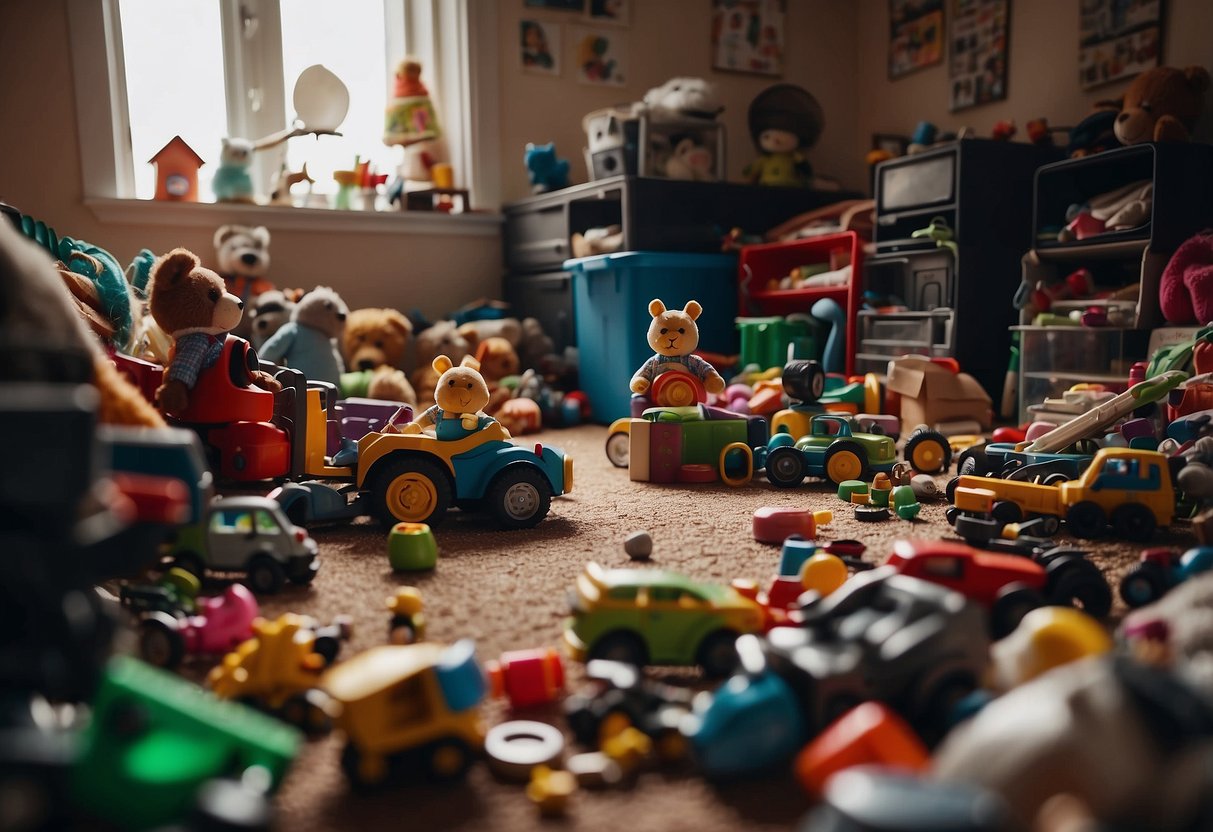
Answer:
[148,247,279,416]
[398,354,498,439]
[342,307,417,403]
[411,319,478,409]
[474,335,521,416]
[1115,65,1210,145]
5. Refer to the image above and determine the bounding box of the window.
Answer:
[69,0,501,212]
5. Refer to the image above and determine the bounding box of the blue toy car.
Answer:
[1120,546,1213,608]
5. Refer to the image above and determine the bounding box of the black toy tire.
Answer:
[766,446,806,488]
[486,466,553,530]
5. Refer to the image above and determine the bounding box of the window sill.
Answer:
[84,197,503,237]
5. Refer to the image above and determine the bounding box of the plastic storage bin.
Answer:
[567,251,738,423]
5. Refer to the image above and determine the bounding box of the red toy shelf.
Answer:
[738,231,863,376]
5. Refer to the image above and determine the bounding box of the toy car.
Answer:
[608,402,767,486]
[324,641,487,786]
[134,583,260,670]
[765,414,898,487]
[168,496,319,594]
[563,562,766,677]
[268,480,367,526]
[1120,546,1213,608]
[884,539,1111,637]
[682,568,988,777]
[564,660,693,756]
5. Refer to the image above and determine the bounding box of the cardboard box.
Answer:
[885,356,993,431]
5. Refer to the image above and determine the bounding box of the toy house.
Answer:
[149,135,204,202]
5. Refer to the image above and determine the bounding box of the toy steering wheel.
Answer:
[650,370,707,408]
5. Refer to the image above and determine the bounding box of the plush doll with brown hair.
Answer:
[1115,65,1210,145]
[0,219,164,427]
[148,247,279,416]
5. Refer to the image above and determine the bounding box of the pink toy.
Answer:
[752,506,832,544]
[1160,230,1213,325]
[138,583,260,669]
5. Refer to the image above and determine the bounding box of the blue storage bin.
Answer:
[566,251,738,424]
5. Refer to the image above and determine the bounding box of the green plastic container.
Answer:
[388,522,439,570]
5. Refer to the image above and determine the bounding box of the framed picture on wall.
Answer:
[889,0,945,79]
[948,0,1010,112]
[520,19,561,76]
[570,26,628,86]
[1078,0,1163,90]
[710,0,786,77]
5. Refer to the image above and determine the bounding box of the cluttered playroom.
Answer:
[4,0,1213,829]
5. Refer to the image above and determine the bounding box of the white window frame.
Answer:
[67,0,501,233]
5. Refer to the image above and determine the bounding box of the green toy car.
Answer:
[563,563,767,677]
[766,413,898,487]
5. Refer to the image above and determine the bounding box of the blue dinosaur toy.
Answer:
[524,142,570,194]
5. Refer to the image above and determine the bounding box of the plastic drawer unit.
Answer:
[566,251,738,423]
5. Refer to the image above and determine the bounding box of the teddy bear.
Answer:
[397,355,497,440]
[147,247,279,417]
[629,298,725,398]
[258,286,348,386]
[214,224,274,339]
[248,288,298,350]
[0,217,164,428]
[1160,230,1213,325]
[474,336,521,416]
[342,307,417,403]
[1115,65,1211,145]
[412,319,478,409]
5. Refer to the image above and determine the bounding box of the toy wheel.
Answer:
[651,371,707,408]
[162,567,201,600]
[486,466,553,530]
[139,614,184,669]
[1046,558,1112,618]
[281,690,333,736]
[290,565,318,586]
[340,744,386,788]
[905,430,952,474]
[765,446,806,488]
[425,737,474,782]
[246,555,285,594]
[173,551,206,581]
[371,455,452,528]
[696,630,740,678]
[953,513,1001,544]
[1042,472,1070,487]
[1065,501,1107,539]
[1033,514,1061,537]
[1120,562,1168,608]
[991,584,1045,639]
[588,631,648,668]
[1112,504,1156,543]
[944,476,962,504]
[956,445,989,477]
[605,430,630,468]
[312,633,344,665]
[991,501,1023,525]
[823,441,869,486]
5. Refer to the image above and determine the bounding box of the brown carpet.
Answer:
[253,423,1194,832]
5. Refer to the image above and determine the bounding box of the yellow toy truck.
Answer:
[324,641,487,787]
[953,448,1175,542]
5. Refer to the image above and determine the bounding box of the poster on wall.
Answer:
[948,0,1009,111]
[710,0,786,77]
[889,0,945,79]
[570,26,628,86]
[520,19,561,76]
[1078,0,1163,90]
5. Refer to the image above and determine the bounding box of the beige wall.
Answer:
[0,0,503,317]
[855,0,1213,154]
[496,0,863,201]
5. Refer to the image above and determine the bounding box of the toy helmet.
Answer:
[747,84,825,151]
[991,606,1112,690]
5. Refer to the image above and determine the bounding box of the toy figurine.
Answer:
[525,142,570,193]
[258,286,349,386]
[743,84,824,188]
[630,299,726,398]
[213,224,274,339]
[399,354,497,439]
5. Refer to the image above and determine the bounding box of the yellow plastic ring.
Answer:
[719,442,753,487]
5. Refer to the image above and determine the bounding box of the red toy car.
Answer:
[883,539,1111,637]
